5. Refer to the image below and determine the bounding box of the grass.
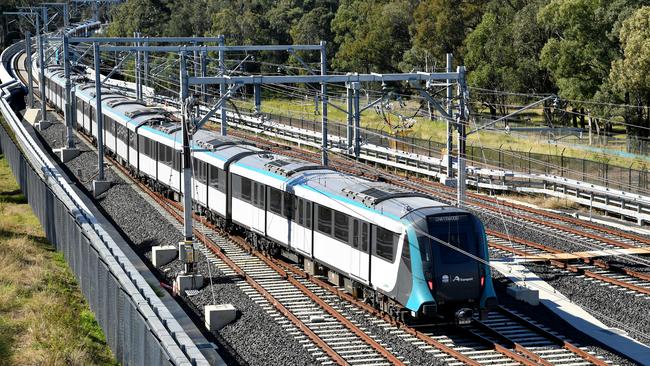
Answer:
[231,97,648,170]
[0,153,117,366]
[503,193,580,210]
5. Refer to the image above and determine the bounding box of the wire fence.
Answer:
[254,110,650,194]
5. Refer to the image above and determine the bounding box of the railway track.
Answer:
[16,51,626,365]
[231,129,650,253]
[488,232,650,297]
[224,119,650,255]
[72,123,598,365]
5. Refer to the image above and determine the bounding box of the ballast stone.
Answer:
[152,245,178,268]
[205,304,237,331]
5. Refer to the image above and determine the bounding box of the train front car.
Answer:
[400,207,497,324]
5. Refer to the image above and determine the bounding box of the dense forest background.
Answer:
[104,0,650,136]
[1,0,648,136]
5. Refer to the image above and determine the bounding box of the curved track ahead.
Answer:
[13,46,630,366]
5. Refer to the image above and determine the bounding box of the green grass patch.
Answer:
[0,154,118,366]
[232,97,649,170]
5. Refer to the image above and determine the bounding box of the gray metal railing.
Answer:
[1,36,208,366]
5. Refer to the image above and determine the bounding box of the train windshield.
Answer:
[426,214,478,264]
[425,213,482,304]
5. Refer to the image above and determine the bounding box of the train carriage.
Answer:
[37,62,497,323]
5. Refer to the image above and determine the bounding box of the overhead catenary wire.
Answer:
[56,45,650,343]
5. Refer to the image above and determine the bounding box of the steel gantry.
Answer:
[185,70,467,169]
[3,9,51,130]
[61,35,226,196]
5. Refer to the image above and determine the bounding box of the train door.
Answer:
[291,197,312,255]
[350,220,369,281]
[251,182,265,233]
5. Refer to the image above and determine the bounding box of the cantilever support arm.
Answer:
[408,80,452,121]
[467,94,556,135]
[326,100,347,114]
[101,51,133,85]
[194,84,242,131]
[287,49,317,75]
[358,96,384,113]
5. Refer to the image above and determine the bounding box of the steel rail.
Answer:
[483,196,650,246]
[225,237,407,366]
[488,236,650,296]
[495,307,610,366]
[123,167,350,366]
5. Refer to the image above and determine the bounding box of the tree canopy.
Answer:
[56,0,650,137]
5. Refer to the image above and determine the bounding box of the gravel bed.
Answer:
[33,122,319,365]
[522,263,650,349]
[310,287,445,365]
[34,120,647,365]
[491,274,638,366]
[478,211,595,253]
[160,252,320,366]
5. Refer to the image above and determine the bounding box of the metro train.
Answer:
[38,63,497,323]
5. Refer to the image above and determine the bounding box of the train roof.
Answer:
[233,152,329,178]
[51,66,452,222]
[293,170,446,220]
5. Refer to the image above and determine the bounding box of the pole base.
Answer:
[440,176,457,188]
[92,179,111,197]
[173,274,204,296]
[54,147,79,163]
[35,120,51,131]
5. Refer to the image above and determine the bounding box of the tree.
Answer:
[332,0,414,73]
[609,6,650,136]
[538,0,619,101]
[408,0,487,68]
[464,0,552,115]
[106,0,170,37]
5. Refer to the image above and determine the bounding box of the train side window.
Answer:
[305,201,312,228]
[375,227,397,262]
[256,183,265,208]
[250,182,263,208]
[334,211,349,243]
[194,159,207,184]
[283,192,293,219]
[297,198,304,225]
[240,176,251,201]
[252,182,258,206]
[172,150,181,171]
[402,235,411,271]
[317,205,332,235]
[167,145,173,164]
[138,135,145,154]
[361,223,369,253]
[158,144,166,164]
[231,174,241,199]
[269,187,282,215]
[201,161,207,184]
[209,165,219,189]
[129,130,136,149]
[352,220,359,249]
[219,168,227,193]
